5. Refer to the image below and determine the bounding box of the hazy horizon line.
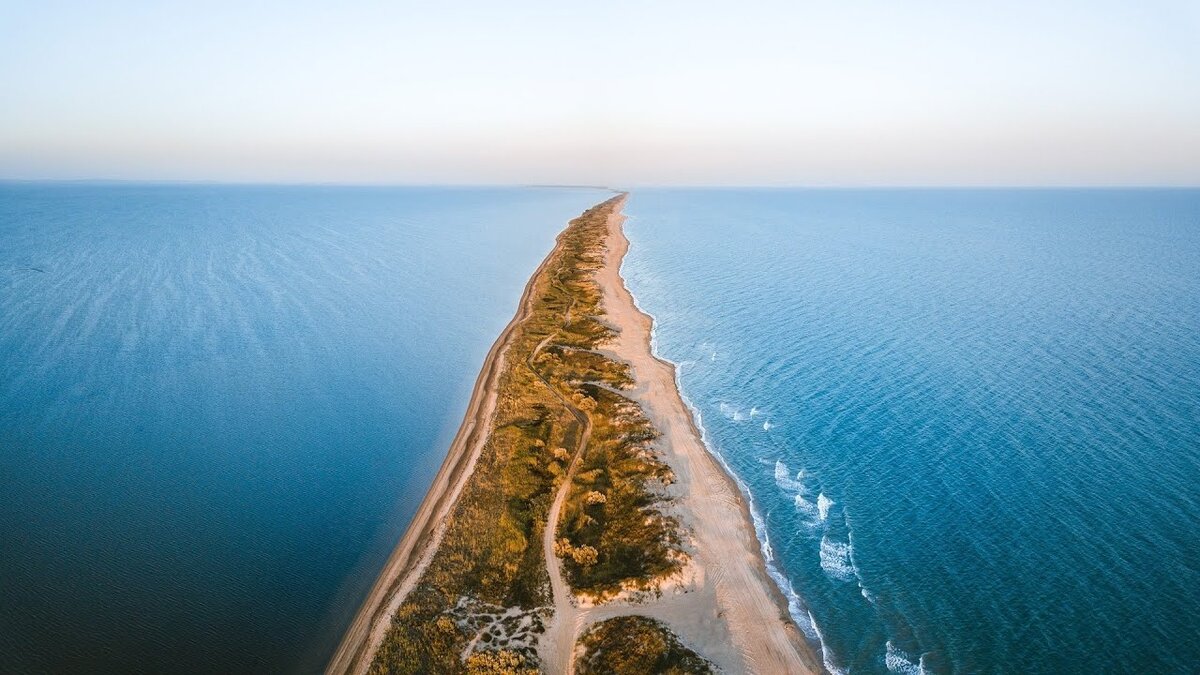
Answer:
[3,178,1199,190]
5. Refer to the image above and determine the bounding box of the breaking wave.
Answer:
[718,401,749,422]
[812,618,849,675]
[621,274,831,659]
[885,641,926,675]
[817,493,834,521]
[820,535,856,582]
[795,493,819,518]
[774,460,807,493]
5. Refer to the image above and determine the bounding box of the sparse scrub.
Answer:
[556,383,682,596]
[370,196,684,673]
[575,616,714,675]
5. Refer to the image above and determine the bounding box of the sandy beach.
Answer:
[329,194,821,674]
[567,196,821,673]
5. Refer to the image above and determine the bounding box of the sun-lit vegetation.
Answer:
[369,196,684,673]
[555,381,682,596]
[575,616,714,675]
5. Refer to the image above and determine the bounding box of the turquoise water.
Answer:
[0,183,608,673]
[621,189,1200,674]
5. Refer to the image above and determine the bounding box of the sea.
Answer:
[619,188,1200,674]
[3,185,1198,674]
[0,183,610,673]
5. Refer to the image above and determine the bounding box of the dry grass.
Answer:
[368,197,685,674]
[575,616,714,675]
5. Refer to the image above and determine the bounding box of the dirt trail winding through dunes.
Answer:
[526,311,591,675]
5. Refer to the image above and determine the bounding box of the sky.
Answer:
[2,1,1198,186]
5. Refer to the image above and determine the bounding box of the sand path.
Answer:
[530,326,591,675]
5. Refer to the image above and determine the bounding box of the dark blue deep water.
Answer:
[0,183,608,673]
[621,189,1200,675]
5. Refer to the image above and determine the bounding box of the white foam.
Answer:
[820,535,856,582]
[621,264,828,662]
[774,460,805,492]
[812,618,849,675]
[773,459,788,481]
[718,401,747,421]
[748,495,819,642]
[885,641,925,675]
[790,605,816,640]
[795,493,819,518]
[825,656,849,675]
[817,493,834,521]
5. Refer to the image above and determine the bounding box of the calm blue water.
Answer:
[0,183,609,673]
[621,189,1200,675]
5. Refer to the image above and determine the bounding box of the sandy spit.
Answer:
[328,194,823,674]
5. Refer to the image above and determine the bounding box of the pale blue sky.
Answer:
[2,1,1198,185]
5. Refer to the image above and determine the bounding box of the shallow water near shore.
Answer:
[620,188,1200,674]
[0,183,609,673]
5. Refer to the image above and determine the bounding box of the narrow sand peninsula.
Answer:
[329,194,820,674]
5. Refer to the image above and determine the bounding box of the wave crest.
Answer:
[817,492,834,521]
[819,535,856,582]
[885,641,926,675]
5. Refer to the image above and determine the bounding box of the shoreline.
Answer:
[324,224,576,675]
[593,199,821,673]
[329,193,821,673]
[617,229,824,647]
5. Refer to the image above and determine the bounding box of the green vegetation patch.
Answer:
[556,383,682,595]
[575,616,714,675]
